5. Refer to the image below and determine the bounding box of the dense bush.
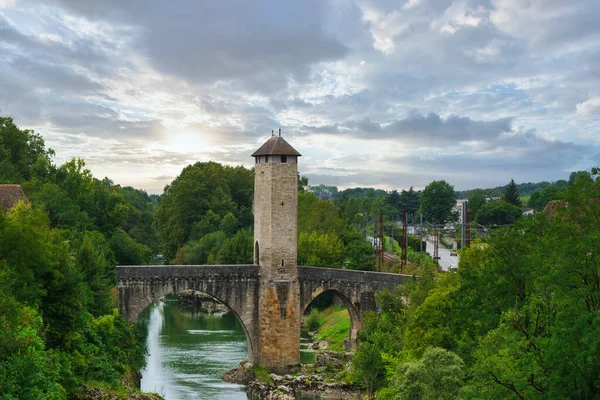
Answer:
[305,308,326,332]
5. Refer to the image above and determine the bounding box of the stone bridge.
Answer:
[117,134,415,373]
[117,265,412,366]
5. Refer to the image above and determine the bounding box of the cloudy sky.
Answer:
[1,0,599,193]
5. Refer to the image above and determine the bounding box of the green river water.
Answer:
[138,299,316,399]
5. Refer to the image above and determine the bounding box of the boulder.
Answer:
[221,360,254,384]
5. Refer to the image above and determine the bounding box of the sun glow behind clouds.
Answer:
[164,132,215,154]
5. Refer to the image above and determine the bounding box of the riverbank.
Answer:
[223,352,363,399]
[69,373,164,400]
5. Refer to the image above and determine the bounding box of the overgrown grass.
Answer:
[314,306,351,352]
[305,307,326,332]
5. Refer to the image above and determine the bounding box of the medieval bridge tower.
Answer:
[116,132,411,374]
[252,132,302,372]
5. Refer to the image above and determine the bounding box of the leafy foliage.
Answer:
[353,170,600,399]
[351,342,387,399]
[154,161,253,262]
[304,307,326,332]
[392,348,465,400]
[420,180,456,222]
[0,119,149,397]
[475,199,522,225]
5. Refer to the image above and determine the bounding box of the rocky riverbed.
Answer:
[222,352,364,400]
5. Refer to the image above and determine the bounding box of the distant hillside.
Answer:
[454,181,561,200]
[309,181,565,201]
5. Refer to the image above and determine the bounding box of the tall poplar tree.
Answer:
[503,179,522,206]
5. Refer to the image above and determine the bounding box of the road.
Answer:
[425,238,459,271]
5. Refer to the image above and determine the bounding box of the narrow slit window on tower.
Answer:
[281,155,287,163]
[281,259,284,267]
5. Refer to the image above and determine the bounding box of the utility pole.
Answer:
[419,213,423,253]
[466,210,471,248]
[433,216,440,268]
[378,209,384,272]
[461,200,467,250]
[390,215,394,253]
[401,206,407,272]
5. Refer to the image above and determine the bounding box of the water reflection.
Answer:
[140,299,248,400]
[139,298,319,399]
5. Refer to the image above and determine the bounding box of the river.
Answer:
[138,298,316,399]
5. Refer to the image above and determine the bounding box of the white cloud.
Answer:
[1,0,598,193]
[0,0,15,9]
[430,1,485,35]
[576,96,600,116]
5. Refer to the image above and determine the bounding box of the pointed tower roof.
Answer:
[252,135,301,157]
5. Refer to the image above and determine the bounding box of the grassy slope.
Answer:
[314,306,351,352]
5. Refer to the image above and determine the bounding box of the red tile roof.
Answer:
[0,184,27,212]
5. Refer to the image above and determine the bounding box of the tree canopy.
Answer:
[354,169,600,399]
[420,180,456,222]
[154,161,254,262]
[475,199,522,225]
[503,178,522,206]
[0,118,152,397]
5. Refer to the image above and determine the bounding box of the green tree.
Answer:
[308,184,339,200]
[298,174,309,193]
[218,228,253,264]
[467,191,486,218]
[109,228,151,265]
[154,162,254,262]
[386,189,401,212]
[503,178,522,206]
[0,284,65,398]
[393,347,465,400]
[297,231,344,268]
[475,200,522,225]
[352,342,386,400]
[527,182,566,210]
[219,212,239,236]
[568,170,592,185]
[420,180,455,222]
[0,117,54,183]
[399,186,421,215]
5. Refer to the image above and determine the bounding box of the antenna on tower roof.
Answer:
[278,128,281,136]
[271,130,274,136]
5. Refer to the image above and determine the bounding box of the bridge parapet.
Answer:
[117,264,257,282]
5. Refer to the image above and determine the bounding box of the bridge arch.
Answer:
[117,265,260,364]
[302,288,361,350]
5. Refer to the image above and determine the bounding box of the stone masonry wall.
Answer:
[254,155,301,373]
